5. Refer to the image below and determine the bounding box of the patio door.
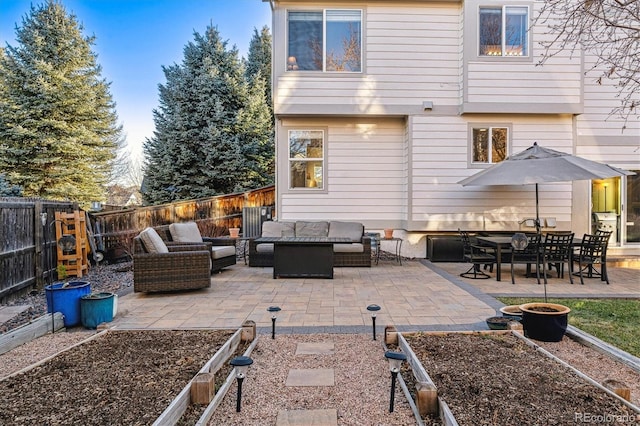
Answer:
[624,171,640,244]
[592,173,640,245]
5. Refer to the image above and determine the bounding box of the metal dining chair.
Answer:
[572,233,610,285]
[541,232,575,284]
[510,233,543,284]
[458,229,496,279]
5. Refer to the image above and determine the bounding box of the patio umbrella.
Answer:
[458,142,635,233]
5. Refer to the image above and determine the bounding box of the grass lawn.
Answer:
[497,297,640,357]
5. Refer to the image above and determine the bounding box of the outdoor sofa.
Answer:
[133,227,211,293]
[248,221,371,267]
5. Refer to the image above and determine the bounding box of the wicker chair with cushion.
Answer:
[155,222,237,272]
[133,227,211,293]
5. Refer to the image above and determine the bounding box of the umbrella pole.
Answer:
[535,183,549,302]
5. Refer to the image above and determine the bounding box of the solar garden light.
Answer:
[267,306,281,339]
[229,356,253,412]
[384,351,407,413]
[367,304,381,340]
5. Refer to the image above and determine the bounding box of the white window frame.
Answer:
[469,124,511,167]
[478,5,530,58]
[287,129,326,190]
[286,9,363,73]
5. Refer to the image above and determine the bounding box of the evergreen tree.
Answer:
[0,174,22,197]
[0,1,122,206]
[144,24,273,204]
[245,26,272,108]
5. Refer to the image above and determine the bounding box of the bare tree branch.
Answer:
[534,0,639,123]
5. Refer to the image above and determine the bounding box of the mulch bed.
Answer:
[403,333,639,425]
[0,329,235,425]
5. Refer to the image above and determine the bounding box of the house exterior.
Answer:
[264,0,640,258]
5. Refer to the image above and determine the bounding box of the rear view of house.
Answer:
[264,0,640,258]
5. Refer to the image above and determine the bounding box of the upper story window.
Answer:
[479,6,528,57]
[287,10,362,72]
[472,126,508,164]
[289,130,324,189]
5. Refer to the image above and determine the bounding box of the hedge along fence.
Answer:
[90,185,275,262]
[0,198,77,302]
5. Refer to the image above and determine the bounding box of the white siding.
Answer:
[409,115,575,230]
[278,118,407,223]
[462,1,583,108]
[273,3,462,112]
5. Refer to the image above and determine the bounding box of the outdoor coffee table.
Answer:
[256,237,351,279]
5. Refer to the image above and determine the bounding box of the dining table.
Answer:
[474,236,514,281]
[475,234,583,282]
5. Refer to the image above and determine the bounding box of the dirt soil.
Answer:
[0,330,235,425]
[403,333,640,425]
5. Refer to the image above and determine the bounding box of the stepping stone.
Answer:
[295,342,335,355]
[276,408,338,426]
[286,369,334,386]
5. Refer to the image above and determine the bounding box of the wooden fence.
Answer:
[90,185,275,263]
[0,198,77,302]
[0,185,275,302]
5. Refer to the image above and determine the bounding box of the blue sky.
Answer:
[0,0,272,160]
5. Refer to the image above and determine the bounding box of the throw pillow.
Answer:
[139,227,169,254]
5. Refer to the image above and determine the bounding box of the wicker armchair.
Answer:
[133,233,211,293]
[155,223,237,272]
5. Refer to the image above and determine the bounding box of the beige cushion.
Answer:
[328,221,363,242]
[261,221,295,237]
[169,222,203,243]
[333,243,364,253]
[295,221,329,237]
[139,227,168,254]
[211,245,236,259]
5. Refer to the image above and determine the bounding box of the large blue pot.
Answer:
[45,281,91,327]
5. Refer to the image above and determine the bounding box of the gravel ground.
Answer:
[0,262,133,334]
[1,262,639,424]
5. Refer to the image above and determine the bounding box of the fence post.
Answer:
[34,201,45,289]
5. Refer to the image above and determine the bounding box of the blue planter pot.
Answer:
[80,292,115,329]
[45,281,91,327]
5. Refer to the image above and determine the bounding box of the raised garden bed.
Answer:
[397,331,640,425]
[0,327,255,425]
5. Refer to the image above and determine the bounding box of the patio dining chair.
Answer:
[458,229,496,279]
[510,233,542,284]
[541,232,575,284]
[572,233,610,285]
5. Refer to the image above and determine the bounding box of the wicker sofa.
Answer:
[248,221,371,267]
[154,223,237,272]
[133,227,211,293]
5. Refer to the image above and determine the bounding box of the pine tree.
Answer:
[0,1,122,206]
[144,25,273,204]
[245,26,272,108]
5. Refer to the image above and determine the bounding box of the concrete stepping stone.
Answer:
[286,368,335,386]
[295,342,335,355]
[276,408,338,426]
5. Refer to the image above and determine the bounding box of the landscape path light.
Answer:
[384,350,407,413]
[267,306,281,339]
[229,356,253,412]
[366,304,381,340]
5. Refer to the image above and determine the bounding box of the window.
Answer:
[287,10,362,72]
[472,127,508,164]
[289,130,324,189]
[479,6,528,57]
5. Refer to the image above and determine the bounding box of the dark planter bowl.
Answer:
[519,303,571,342]
[486,316,518,330]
